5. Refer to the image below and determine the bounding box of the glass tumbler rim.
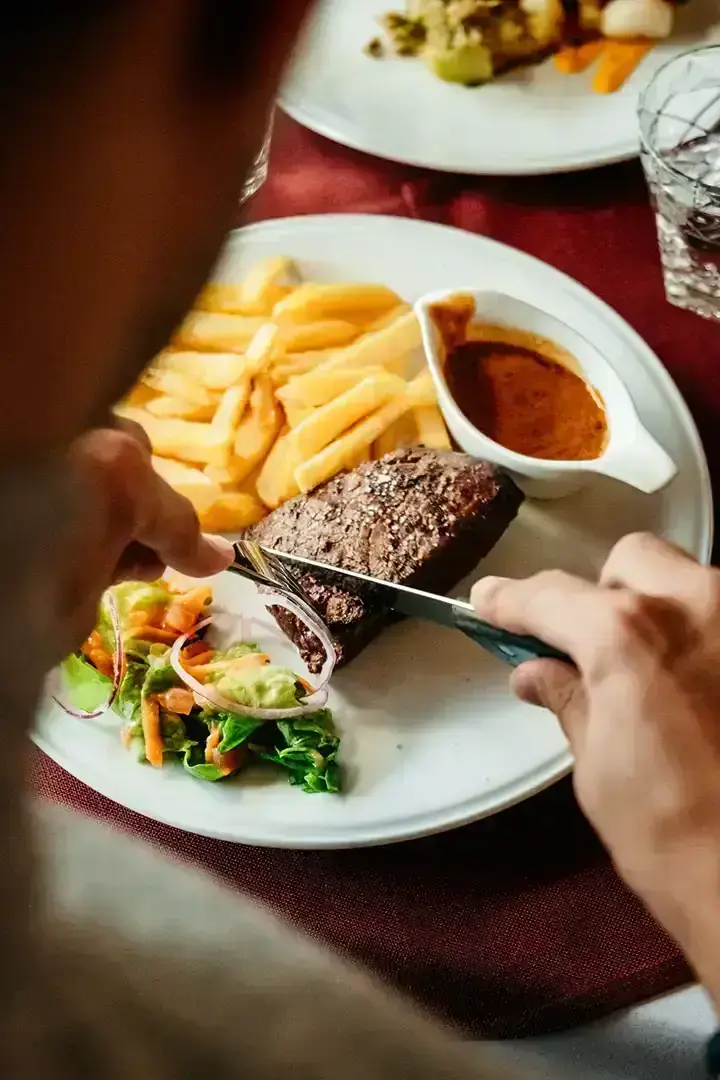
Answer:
[638,43,720,195]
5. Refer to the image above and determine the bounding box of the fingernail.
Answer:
[202,533,235,566]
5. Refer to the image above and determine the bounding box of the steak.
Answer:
[246,448,523,672]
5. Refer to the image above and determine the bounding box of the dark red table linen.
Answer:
[33,112,720,1039]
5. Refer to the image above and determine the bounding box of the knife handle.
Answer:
[451,607,574,669]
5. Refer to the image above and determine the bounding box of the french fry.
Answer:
[281,312,421,400]
[372,412,418,459]
[232,375,281,477]
[256,431,301,509]
[406,369,437,408]
[206,375,281,485]
[146,395,216,422]
[275,320,361,353]
[196,257,297,316]
[295,391,413,494]
[123,382,156,409]
[153,350,248,391]
[115,407,220,465]
[277,366,382,409]
[289,372,407,462]
[283,402,314,429]
[243,323,280,379]
[151,457,222,515]
[199,492,267,533]
[173,312,266,352]
[414,405,451,450]
[121,268,430,518]
[365,302,412,333]
[142,368,217,409]
[270,352,336,387]
[209,382,253,467]
[272,283,401,325]
[346,446,372,469]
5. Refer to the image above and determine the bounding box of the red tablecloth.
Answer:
[33,113,720,1040]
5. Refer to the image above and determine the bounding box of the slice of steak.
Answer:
[246,448,523,672]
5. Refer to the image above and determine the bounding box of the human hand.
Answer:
[471,534,720,994]
[57,423,233,656]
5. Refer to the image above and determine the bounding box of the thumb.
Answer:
[511,659,587,750]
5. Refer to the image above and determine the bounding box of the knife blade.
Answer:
[268,549,573,670]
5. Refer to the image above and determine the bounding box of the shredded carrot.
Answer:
[554,40,604,74]
[213,746,247,776]
[205,723,245,776]
[130,626,178,645]
[88,647,113,679]
[175,586,213,615]
[593,39,653,94]
[205,724,221,764]
[183,650,214,669]
[182,641,209,660]
[120,724,133,749]
[183,661,223,681]
[157,688,194,715]
[297,676,314,695]
[82,630,104,655]
[141,695,164,768]
[164,604,200,635]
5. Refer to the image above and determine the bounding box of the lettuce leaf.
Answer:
[214,712,265,754]
[114,660,145,724]
[143,664,182,698]
[261,710,341,794]
[60,653,112,713]
[182,747,227,783]
[161,713,195,755]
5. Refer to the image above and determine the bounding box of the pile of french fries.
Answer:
[116,256,451,534]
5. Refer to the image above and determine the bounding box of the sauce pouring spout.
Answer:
[593,423,678,494]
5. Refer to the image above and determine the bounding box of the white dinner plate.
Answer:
[281,0,720,175]
[34,214,713,848]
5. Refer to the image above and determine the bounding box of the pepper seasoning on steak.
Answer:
[246,448,523,672]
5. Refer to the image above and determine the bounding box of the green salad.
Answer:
[59,580,340,794]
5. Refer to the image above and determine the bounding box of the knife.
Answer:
[267,549,573,670]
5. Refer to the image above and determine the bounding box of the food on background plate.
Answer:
[116,257,451,533]
[367,0,688,93]
[247,447,524,672]
[57,579,341,793]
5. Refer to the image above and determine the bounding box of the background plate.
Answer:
[34,215,713,848]
[281,0,720,175]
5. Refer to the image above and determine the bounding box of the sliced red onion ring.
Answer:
[169,593,336,721]
[54,592,122,719]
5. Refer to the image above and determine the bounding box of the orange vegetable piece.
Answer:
[183,641,210,660]
[88,648,114,679]
[183,651,214,672]
[164,604,200,635]
[157,688,194,715]
[130,626,178,646]
[176,586,212,615]
[554,40,604,75]
[205,723,246,776]
[141,695,164,768]
[593,39,654,94]
[205,724,221,764]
